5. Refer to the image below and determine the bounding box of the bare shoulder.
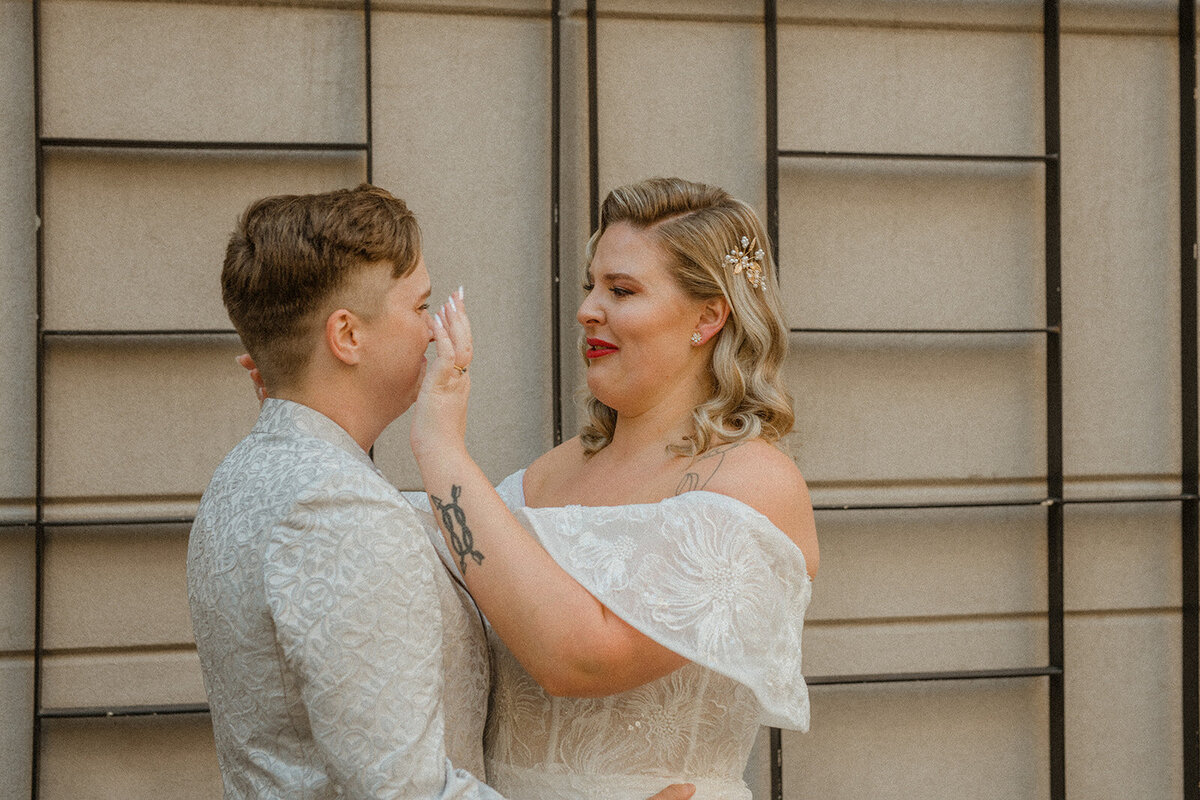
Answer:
[698,439,819,577]
[523,436,587,498]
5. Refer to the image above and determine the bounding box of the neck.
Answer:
[605,379,710,461]
[272,380,391,453]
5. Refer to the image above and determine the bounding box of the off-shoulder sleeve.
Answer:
[517,492,812,731]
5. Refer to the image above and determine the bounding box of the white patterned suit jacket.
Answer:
[187,399,499,799]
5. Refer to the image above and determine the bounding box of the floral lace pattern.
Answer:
[188,399,498,799]
[485,471,811,800]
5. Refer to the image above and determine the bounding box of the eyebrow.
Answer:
[594,271,640,284]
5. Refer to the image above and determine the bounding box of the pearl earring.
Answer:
[690,331,703,345]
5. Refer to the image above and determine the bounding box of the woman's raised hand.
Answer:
[235,353,268,406]
[410,286,472,459]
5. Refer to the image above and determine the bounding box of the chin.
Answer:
[585,383,624,413]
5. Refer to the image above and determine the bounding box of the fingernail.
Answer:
[457,285,465,300]
[448,295,457,312]
[434,313,444,328]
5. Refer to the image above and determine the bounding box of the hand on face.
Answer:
[409,286,472,459]
[235,353,268,406]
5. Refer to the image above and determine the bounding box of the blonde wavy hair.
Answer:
[580,177,794,457]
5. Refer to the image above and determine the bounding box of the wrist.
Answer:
[411,436,471,467]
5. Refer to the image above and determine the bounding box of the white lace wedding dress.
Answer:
[484,470,813,800]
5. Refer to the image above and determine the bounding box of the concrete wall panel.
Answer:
[779,161,1045,329]
[42,151,366,330]
[810,505,1047,621]
[1064,502,1181,611]
[789,337,1047,484]
[1,0,36,505]
[40,650,205,709]
[594,17,766,208]
[804,616,1046,677]
[39,716,221,800]
[42,526,192,649]
[371,11,554,486]
[0,531,35,652]
[40,0,364,142]
[42,340,258,501]
[1065,611,1182,799]
[0,658,34,800]
[778,23,1043,156]
[783,678,1049,800]
[1061,32,1180,479]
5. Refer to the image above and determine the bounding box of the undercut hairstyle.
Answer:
[580,176,795,457]
[221,183,421,390]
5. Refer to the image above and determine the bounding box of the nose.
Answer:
[577,287,603,327]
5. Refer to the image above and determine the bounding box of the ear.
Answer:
[325,308,364,366]
[693,296,730,345]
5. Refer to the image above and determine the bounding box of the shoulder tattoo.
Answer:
[674,442,745,496]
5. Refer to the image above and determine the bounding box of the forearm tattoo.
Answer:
[674,442,743,495]
[430,484,485,573]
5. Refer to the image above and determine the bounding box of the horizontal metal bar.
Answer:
[39,703,209,719]
[41,516,194,528]
[807,665,1062,686]
[1061,493,1199,505]
[40,137,368,153]
[791,326,1057,335]
[0,520,35,528]
[779,149,1055,163]
[41,496,1186,528]
[814,498,1050,512]
[815,493,1196,512]
[43,329,238,338]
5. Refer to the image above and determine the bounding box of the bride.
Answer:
[412,177,819,800]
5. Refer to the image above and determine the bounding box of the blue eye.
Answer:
[611,287,632,297]
[582,282,595,292]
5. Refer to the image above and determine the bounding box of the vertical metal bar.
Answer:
[587,0,599,233]
[363,0,373,184]
[764,0,780,276]
[30,0,45,797]
[1179,4,1199,799]
[550,0,563,447]
[769,726,783,800]
[364,0,375,465]
[1042,3,1066,799]
[764,3,784,797]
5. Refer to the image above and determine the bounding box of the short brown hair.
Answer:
[221,183,421,389]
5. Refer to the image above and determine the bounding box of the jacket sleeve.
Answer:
[263,470,505,799]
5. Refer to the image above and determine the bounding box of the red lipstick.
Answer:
[585,337,618,359]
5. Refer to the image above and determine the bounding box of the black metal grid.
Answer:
[27,0,376,795]
[586,1,1197,798]
[25,2,571,796]
[765,2,1069,795]
[1180,4,1200,799]
[19,1,1197,798]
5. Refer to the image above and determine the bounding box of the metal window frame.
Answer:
[1179,4,1199,799]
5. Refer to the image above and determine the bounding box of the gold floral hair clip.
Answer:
[724,235,766,290]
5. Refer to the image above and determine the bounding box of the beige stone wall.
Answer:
[0,1,1189,798]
